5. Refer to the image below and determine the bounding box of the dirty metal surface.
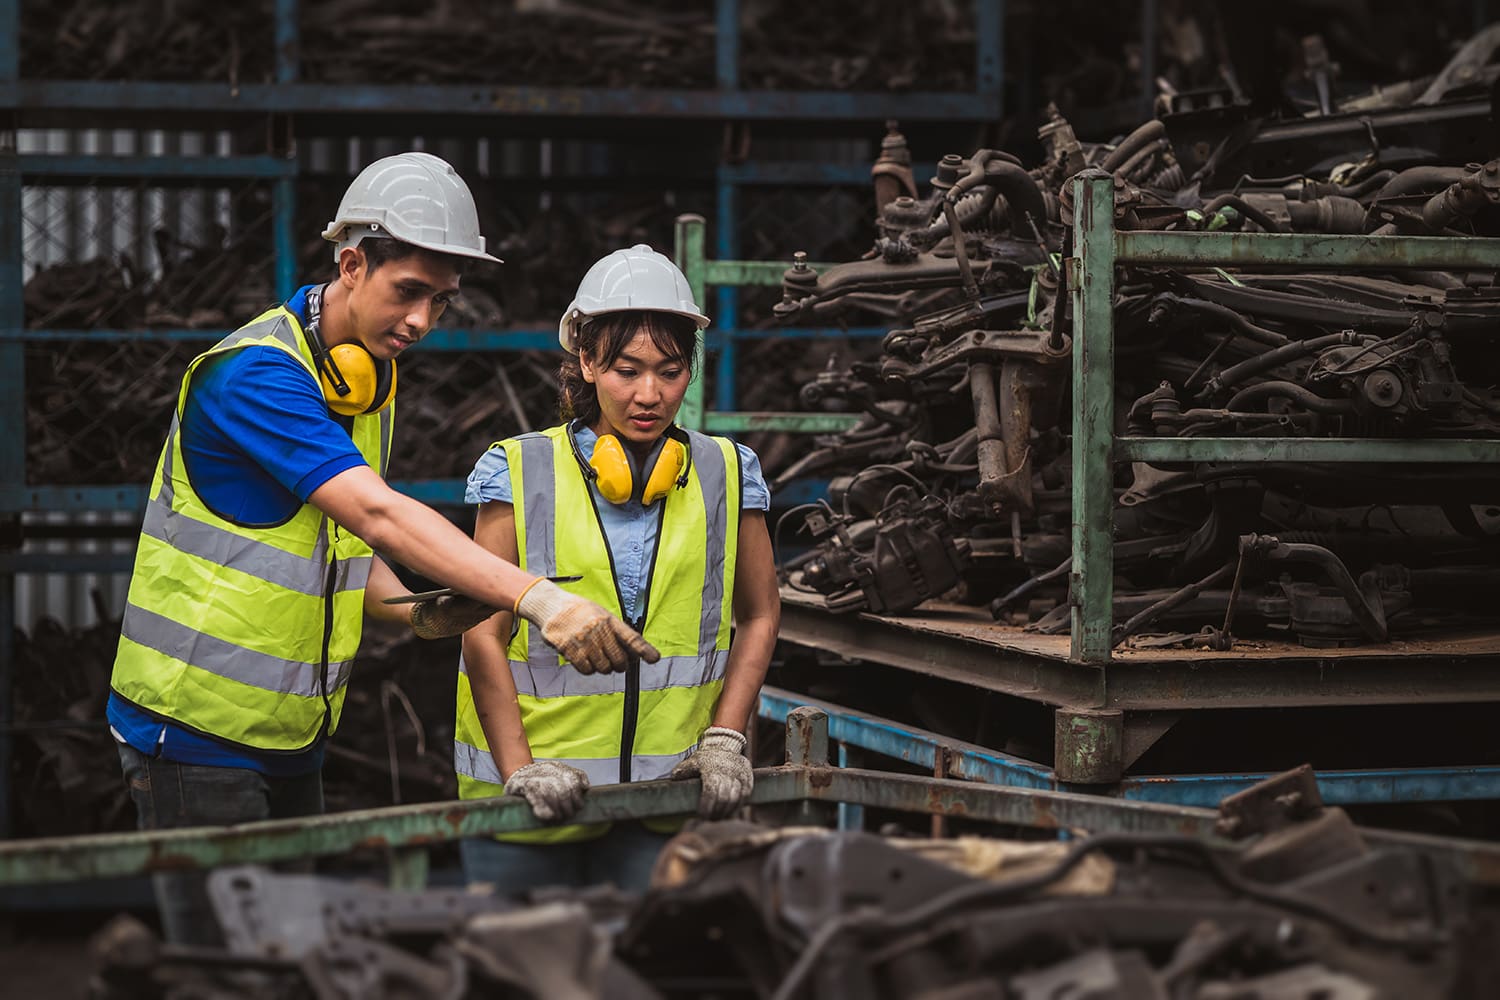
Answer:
[780,587,1500,710]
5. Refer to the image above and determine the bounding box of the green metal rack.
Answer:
[673,213,861,435]
[1068,168,1500,664]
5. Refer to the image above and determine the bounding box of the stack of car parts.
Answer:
[85,769,1499,999]
[775,35,1500,648]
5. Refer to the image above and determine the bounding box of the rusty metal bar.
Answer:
[1069,169,1118,666]
[1116,436,1500,464]
[0,771,809,887]
[1116,229,1500,270]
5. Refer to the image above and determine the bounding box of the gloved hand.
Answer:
[669,727,753,819]
[515,578,660,675]
[504,760,590,822]
[409,594,498,639]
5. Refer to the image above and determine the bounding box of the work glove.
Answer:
[409,594,498,639]
[504,761,590,823]
[515,578,660,675]
[669,727,753,820]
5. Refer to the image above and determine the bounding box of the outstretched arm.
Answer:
[311,464,658,673]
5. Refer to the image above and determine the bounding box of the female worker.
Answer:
[453,245,781,891]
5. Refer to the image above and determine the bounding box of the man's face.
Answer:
[340,248,462,361]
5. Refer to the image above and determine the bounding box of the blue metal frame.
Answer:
[707,0,1002,412]
[758,687,1500,808]
[0,81,1003,122]
[0,0,20,839]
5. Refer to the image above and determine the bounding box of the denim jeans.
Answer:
[460,822,672,895]
[115,742,324,947]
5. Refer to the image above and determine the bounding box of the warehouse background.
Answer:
[2,0,1494,839]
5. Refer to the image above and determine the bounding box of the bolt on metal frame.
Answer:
[1068,168,1500,664]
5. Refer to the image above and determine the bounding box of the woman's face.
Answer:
[581,328,690,452]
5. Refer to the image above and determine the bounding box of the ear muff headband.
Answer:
[303,283,397,416]
[568,421,691,506]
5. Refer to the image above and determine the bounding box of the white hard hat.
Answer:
[558,244,710,353]
[322,151,501,264]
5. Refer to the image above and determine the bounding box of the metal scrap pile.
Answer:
[775,28,1500,649]
[85,769,1500,998]
[18,0,273,81]
[7,614,461,837]
[21,341,568,485]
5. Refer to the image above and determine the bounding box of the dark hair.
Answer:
[559,311,699,425]
[342,237,472,278]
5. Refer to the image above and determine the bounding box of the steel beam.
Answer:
[1,0,19,839]
[759,687,1500,811]
[0,82,1002,122]
[1116,436,1500,464]
[717,161,935,186]
[1116,229,1500,270]
[17,154,295,179]
[817,769,1219,839]
[0,771,808,886]
[1069,170,1118,665]
[703,412,861,433]
[675,214,709,430]
[759,687,1058,790]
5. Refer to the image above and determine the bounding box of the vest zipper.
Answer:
[579,461,670,784]
[316,531,337,742]
[616,501,669,783]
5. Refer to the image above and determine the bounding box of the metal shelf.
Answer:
[0,0,1007,839]
[1068,170,1500,665]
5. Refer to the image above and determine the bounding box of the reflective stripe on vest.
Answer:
[453,424,740,841]
[110,307,391,752]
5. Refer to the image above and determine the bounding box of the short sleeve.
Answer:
[191,347,367,504]
[734,442,771,511]
[465,445,515,505]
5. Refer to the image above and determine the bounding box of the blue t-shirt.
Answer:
[465,425,770,623]
[109,286,365,775]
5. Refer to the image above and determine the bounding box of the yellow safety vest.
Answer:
[454,424,741,842]
[110,306,392,752]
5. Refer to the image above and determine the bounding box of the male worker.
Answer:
[106,151,657,946]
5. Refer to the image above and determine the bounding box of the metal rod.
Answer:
[1069,171,1117,665]
[0,82,1005,122]
[674,214,707,430]
[1116,230,1500,270]
[975,0,1004,99]
[1,0,20,839]
[714,0,739,91]
[0,568,13,838]
[274,0,298,84]
[273,178,296,301]
[1116,437,1500,464]
[0,771,810,886]
[758,687,1500,809]
[1139,0,1158,122]
[715,169,740,411]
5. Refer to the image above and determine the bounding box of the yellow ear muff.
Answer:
[640,437,686,505]
[589,433,688,505]
[589,434,635,504]
[319,344,396,416]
